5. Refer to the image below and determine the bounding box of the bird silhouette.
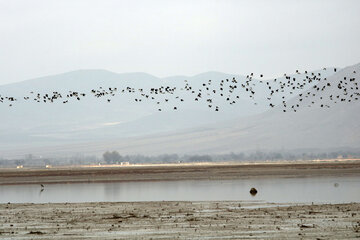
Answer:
[1,66,358,114]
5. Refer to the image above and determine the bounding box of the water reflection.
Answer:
[0,176,359,204]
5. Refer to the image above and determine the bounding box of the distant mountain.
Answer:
[0,66,345,159]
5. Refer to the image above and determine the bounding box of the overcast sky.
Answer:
[0,0,360,85]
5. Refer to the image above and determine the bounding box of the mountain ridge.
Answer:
[1,63,359,159]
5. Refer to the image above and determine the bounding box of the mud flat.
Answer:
[0,201,359,239]
[1,161,360,185]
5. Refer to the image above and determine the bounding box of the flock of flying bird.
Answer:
[0,67,359,112]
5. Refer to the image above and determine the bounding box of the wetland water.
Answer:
[0,176,359,204]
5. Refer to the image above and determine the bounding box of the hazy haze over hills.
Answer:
[1,63,359,159]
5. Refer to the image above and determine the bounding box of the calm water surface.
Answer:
[0,176,359,204]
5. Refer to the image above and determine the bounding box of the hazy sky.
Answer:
[0,0,360,85]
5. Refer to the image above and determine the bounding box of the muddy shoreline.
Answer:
[1,161,360,185]
[1,201,359,239]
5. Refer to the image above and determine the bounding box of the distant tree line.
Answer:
[100,149,360,164]
[1,149,360,167]
[103,151,123,164]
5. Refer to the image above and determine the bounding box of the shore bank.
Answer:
[1,161,360,185]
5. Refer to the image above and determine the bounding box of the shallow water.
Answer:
[0,176,359,204]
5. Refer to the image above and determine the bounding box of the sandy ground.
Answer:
[1,161,360,185]
[0,201,359,239]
